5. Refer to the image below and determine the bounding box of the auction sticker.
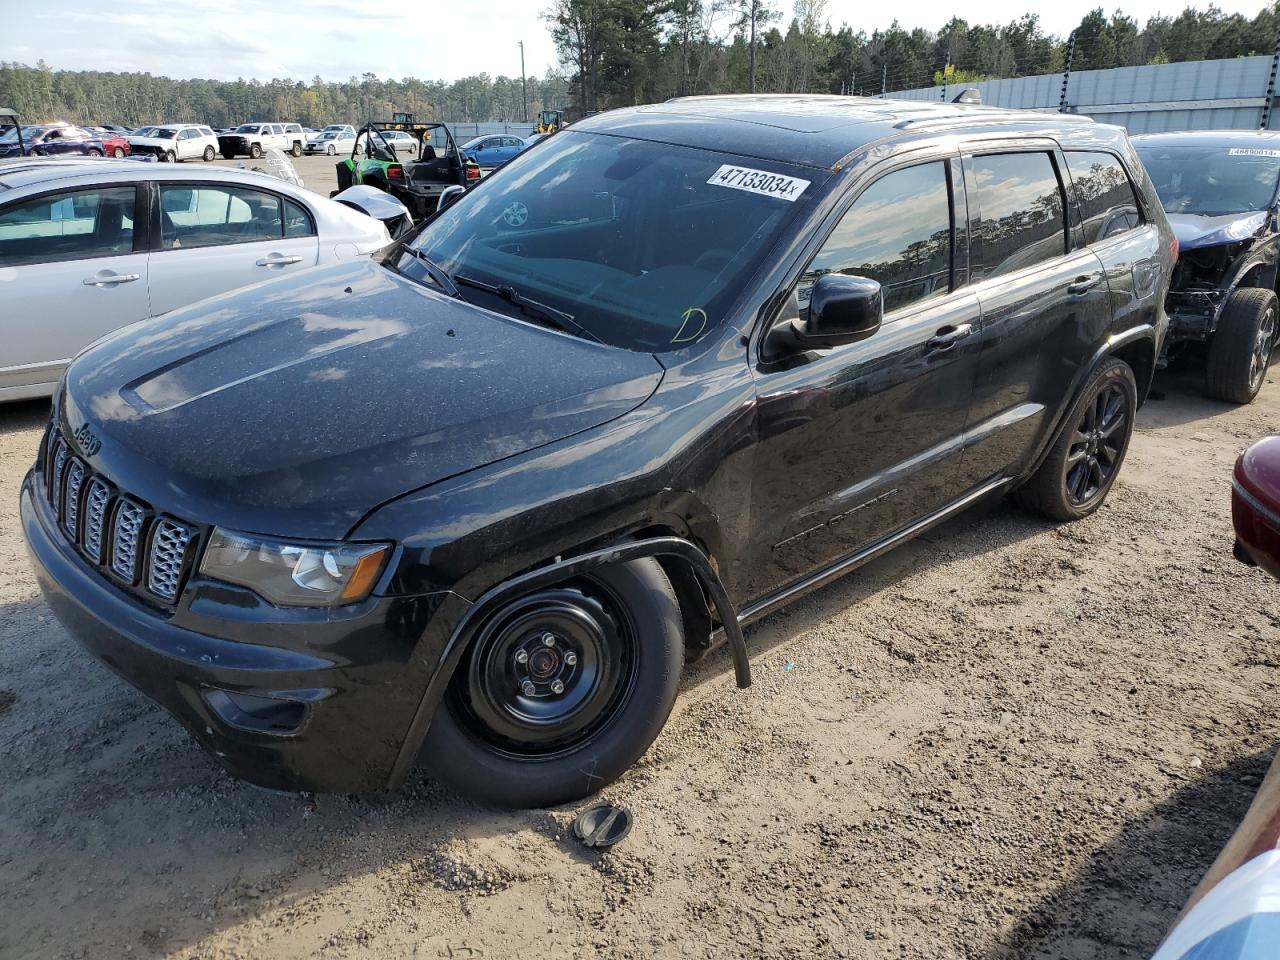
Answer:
[707,165,810,201]
[1229,147,1280,157]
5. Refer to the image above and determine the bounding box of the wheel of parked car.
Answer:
[291,142,302,158]
[1206,288,1277,404]
[86,148,103,157]
[423,558,683,808]
[111,147,125,158]
[250,143,262,159]
[326,143,336,156]
[163,150,176,163]
[1015,357,1137,522]
[202,146,215,162]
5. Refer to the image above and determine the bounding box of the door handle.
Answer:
[256,255,303,267]
[926,323,974,351]
[1067,273,1103,295]
[82,273,140,286]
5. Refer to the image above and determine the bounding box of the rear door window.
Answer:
[159,185,283,249]
[970,152,1067,278]
[0,187,137,266]
[1065,151,1143,244]
[800,161,954,315]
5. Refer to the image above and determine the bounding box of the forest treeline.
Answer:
[2,2,1278,126]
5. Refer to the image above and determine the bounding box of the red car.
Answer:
[1233,436,1280,580]
[89,128,130,158]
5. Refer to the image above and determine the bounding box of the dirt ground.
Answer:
[1,359,1277,960]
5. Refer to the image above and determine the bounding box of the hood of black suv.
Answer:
[1166,211,1270,252]
[61,259,663,539]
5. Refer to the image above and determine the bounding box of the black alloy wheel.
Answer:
[1064,381,1128,506]
[1016,356,1137,522]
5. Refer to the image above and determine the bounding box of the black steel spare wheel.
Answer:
[461,583,637,755]
[424,558,683,808]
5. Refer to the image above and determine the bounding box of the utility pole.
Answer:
[519,41,528,124]
[749,1,758,94]
[1059,32,1076,112]
[881,62,887,98]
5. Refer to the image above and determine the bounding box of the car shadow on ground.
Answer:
[1142,355,1279,431]
[0,397,51,438]
[986,747,1275,960]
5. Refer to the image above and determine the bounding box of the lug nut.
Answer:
[521,680,537,696]
[514,649,529,664]
[541,632,556,647]
[564,651,578,666]
[551,680,565,694]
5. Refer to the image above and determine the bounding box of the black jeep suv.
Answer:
[1134,131,1280,402]
[23,96,1174,808]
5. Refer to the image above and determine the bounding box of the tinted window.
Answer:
[971,152,1066,278]
[1067,152,1142,243]
[159,185,282,249]
[284,199,314,237]
[0,187,136,266]
[801,161,952,315]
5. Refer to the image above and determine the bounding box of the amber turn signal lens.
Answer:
[339,546,389,603]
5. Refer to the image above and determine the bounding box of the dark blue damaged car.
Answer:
[1134,131,1280,403]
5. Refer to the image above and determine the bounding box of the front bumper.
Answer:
[21,473,469,793]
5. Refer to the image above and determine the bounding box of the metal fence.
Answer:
[438,121,538,140]
[888,54,1280,133]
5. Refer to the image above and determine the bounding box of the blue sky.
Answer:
[1,0,1271,83]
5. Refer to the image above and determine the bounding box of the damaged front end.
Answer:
[1163,212,1279,357]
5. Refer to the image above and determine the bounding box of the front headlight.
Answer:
[199,528,390,607]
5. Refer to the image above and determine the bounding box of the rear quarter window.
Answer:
[1065,151,1143,244]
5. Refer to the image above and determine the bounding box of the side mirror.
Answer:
[437,185,466,212]
[765,273,883,359]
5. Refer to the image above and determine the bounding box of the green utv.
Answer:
[333,120,480,221]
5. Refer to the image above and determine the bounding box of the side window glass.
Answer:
[284,199,314,238]
[159,185,282,249]
[1066,151,1143,244]
[0,187,135,266]
[799,161,952,316]
[970,152,1066,278]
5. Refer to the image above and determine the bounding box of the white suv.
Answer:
[127,124,219,162]
[218,123,306,159]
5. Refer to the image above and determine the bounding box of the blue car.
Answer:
[461,134,528,169]
[0,123,106,159]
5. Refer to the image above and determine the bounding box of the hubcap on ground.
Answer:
[455,580,638,758]
[1250,307,1276,391]
[1065,382,1128,505]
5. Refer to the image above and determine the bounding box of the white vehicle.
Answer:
[305,124,357,156]
[218,123,306,159]
[380,130,418,153]
[0,159,394,401]
[127,123,219,162]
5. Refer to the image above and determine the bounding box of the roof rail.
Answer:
[891,109,1094,131]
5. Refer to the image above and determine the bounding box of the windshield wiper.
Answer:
[398,247,461,299]
[453,275,601,343]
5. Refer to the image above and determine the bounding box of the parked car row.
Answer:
[10,96,1278,816]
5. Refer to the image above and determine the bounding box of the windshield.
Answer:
[402,131,818,352]
[133,127,156,137]
[153,128,177,139]
[1136,143,1280,215]
[236,124,260,133]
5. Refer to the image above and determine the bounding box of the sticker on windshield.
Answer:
[1229,147,1280,157]
[707,165,810,202]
